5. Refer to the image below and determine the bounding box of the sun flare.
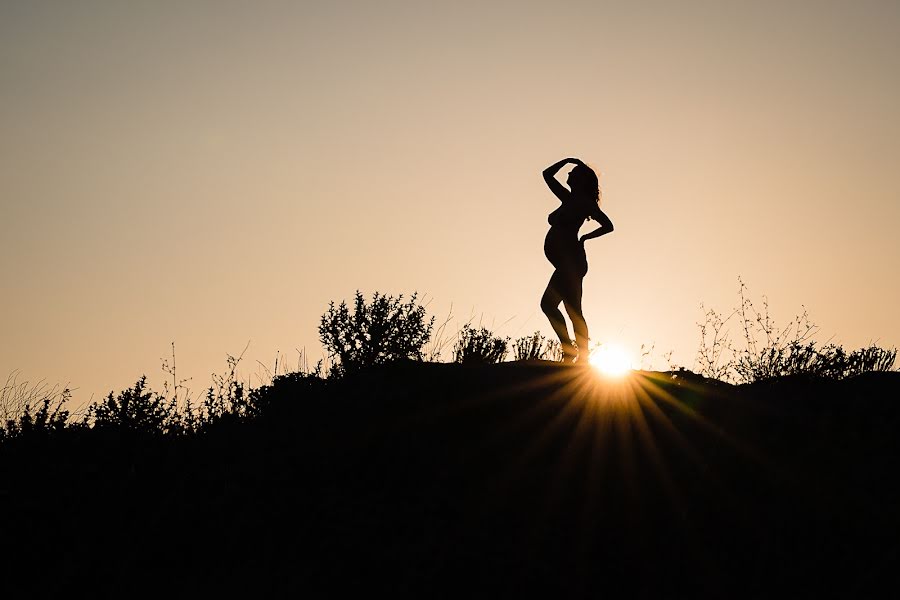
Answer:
[589,343,634,377]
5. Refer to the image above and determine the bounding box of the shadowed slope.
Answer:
[2,362,899,597]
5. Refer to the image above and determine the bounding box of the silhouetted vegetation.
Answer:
[319,291,434,376]
[1,286,896,442]
[697,279,896,382]
[734,341,896,382]
[512,331,562,361]
[0,394,70,442]
[453,324,509,364]
[196,351,254,427]
[86,376,179,435]
[1,287,899,597]
[2,359,899,597]
[0,372,73,443]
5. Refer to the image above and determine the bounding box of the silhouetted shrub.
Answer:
[735,341,896,382]
[845,344,898,374]
[696,302,734,382]
[1,372,72,431]
[319,291,434,376]
[454,325,509,364]
[252,370,328,415]
[512,331,562,361]
[195,352,253,427]
[513,332,545,360]
[697,278,897,382]
[86,376,177,435]
[1,394,71,442]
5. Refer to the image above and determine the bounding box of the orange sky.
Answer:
[2,1,899,403]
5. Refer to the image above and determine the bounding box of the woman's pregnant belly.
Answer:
[544,227,587,275]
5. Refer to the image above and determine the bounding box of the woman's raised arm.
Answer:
[542,157,581,201]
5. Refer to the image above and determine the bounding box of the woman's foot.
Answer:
[560,341,578,363]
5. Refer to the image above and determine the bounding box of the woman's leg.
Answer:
[561,272,589,360]
[541,271,576,360]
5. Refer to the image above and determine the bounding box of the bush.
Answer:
[453,325,509,364]
[697,278,897,383]
[86,376,177,435]
[1,395,71,442]
[197,351,253,427]
[1,373,74,441]
[319,291,434,376]
[735,341,896,382]
[512,331,561,361]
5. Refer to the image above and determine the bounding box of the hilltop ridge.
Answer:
[2,362,899,597]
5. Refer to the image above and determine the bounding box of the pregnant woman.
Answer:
[540,157,614,362]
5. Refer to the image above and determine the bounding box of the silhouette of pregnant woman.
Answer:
[540,158,614,362]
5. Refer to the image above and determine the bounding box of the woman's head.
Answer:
[566,163,601,209]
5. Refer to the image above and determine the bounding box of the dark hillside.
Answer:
[3,362,899,597]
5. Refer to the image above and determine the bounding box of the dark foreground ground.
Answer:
[2,362,899,597]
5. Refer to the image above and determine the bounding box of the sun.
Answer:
[589,343,634,377]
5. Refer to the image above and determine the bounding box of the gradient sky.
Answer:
[3,0,899,403]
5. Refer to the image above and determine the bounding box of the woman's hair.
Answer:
[569,164,602,217]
